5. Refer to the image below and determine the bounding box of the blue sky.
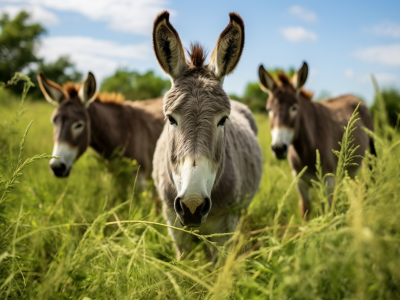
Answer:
[1,0,400,104]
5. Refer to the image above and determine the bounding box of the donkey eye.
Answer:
[218,116,228,127]
[168,116,177,126]
[291,105,298,113]
[74,123,83,129]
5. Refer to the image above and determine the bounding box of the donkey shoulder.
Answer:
[320,94,364,112]
[230,100,258,135]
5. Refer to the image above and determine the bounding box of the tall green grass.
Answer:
[0,75,399,299]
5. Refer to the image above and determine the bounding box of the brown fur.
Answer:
[152,11,262,259]
[187,43,207,67]
[276,72,314,100]
[63,82,125,104]
[39,74,165,179]
[259,63,375,218]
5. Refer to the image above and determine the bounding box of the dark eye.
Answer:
[168,115,177,125]
[218,116,228,127]
[74,123,83,129]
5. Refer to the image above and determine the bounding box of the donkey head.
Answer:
[258,62,309,159]
[153,11,245,227]
[37,72,97,177]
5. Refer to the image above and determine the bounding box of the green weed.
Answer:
[0,75,399,299]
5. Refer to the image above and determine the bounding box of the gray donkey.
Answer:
[151,11,263,258]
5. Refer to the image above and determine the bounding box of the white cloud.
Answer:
[359,73,400,86]
[371,21,400,38]
[38,36,150,82]
[354,44,400,66]
[345,68,354,79]
[289,5,317,22]
[1,5,58,25]
[280,27,317,42]
[3,0,173,35]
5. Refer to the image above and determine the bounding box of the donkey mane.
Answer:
[62,82,125,104]
[276,72,314,100]
[186,43,207,68]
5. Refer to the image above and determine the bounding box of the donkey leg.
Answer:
[206,215,238,262]
[296,179,311,219]
[167,227,193,260]
[163,204,193,260]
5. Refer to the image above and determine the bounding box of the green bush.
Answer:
[100,68,171,101]
[370,87,400,128]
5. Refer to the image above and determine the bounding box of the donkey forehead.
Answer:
[269,88,298,108]
[53,98,87,121]
[164,68,231,115]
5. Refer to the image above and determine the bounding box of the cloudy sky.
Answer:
[1,0,399,104]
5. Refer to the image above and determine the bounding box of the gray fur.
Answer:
[152,12,262,258]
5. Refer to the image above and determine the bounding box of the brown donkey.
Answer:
[37,72,165,179]
[258,62,376,218]
[151,11,263,258]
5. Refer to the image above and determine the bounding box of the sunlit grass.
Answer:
[1,77,400,299]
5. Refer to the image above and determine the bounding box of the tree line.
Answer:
[1,10,399,125]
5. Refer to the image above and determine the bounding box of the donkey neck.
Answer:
[292,97,319,158]
[87,100,151,159]
[87,101,121,158]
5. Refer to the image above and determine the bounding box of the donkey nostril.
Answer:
[59,162,66,172]
[201,197,211,216]
[282,144,288,152]
[174,197,183,215]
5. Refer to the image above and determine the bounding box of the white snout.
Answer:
[271,127,294,147]
[172,156,216,209]
[50,142,77,169]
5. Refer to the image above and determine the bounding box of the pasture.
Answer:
[1,77,400,299]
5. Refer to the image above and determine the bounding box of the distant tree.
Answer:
[233,67,295,112]
[315,90,332,100]
[28,56,83,98]
[371,87,400,128]
[100,68,171,100]
[0,11,45,89]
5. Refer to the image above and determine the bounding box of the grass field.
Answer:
[1,78,400,299]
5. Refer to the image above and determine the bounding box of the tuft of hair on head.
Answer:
[275,72,314,100]
[276,72,291,85]
[62,82,81,98]
[62,82,124,104]
[186,42,207,68]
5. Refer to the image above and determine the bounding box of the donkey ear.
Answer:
[79,72,97,106]
[37,72,68,105]
[258,65,277,93]
[292,61,308,90]
[208,12,245,81]
[152,11,188,81]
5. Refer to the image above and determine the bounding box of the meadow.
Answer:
[1,76,400,299]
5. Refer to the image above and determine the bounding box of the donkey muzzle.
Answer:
[174,196,212,227]
[271,144,288,160]
[49,159,71,177]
